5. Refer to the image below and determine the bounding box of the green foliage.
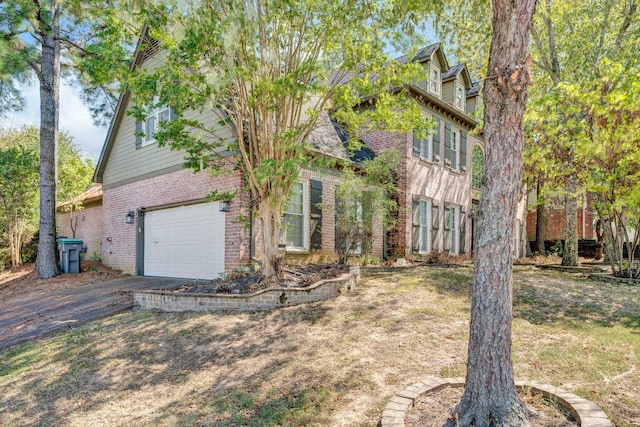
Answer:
[0,126,94,268]
[549,240,563,257]
[334,149,399,265]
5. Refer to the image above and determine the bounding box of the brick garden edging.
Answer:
[380,377,612,427]
[133,267,360,312]
[589,273,640,286]
[537,264,606,274]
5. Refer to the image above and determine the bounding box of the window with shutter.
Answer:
[431,203,440,251]
[444,205,459,254]
[281,180,308,250]
[135,97,177,149]
[412,196,431,254]
[432,117,440,163]
[460,131,467,173]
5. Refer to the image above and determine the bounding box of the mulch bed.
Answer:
[405,386,578,427]
[169,263,349,295]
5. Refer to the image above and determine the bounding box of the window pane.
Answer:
[286,182,304,215]
[158,107,171,123]
[284,214,304,247]
[145,116,156,141]
[283,181,305,248]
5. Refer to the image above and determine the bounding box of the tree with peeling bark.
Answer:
[0,1,141,278]
[452,0,537,425]
[133,0,435,281]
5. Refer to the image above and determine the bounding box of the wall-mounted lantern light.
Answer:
[126,210,135,224]
[219,201,230,212]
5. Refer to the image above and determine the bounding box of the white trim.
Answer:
[417,198,432,254]
[429,64,441,97]
[445,205,459,255]
[282,180,309,251]
[454,83,465,111]
[142,100,172,147]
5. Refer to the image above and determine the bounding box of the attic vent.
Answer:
[140,37,161,63]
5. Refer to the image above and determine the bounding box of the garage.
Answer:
[143,202,225,280]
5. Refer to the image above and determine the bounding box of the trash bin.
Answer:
[57,238,83,274]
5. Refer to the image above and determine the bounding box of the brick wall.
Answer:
[57,201,103,260]
[362,128,480,258]
[363,130,410,258]
[252,167,385,264]
[102,167,251,274]
[134,267,360,312]
[526,193,595,242]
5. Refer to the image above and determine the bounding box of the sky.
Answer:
[0,82,109,162]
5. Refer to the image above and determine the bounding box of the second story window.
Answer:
[444,122,467,173]
[429,65,441,96]
[413,117,441,163]
[144,105,171,145]
[455,84,465,111]
[135,97,176,149]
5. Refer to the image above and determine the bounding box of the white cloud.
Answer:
[0,81,108,162]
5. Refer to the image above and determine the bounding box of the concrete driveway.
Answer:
[0,276,191,351]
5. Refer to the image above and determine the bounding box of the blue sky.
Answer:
[0,81,108,162]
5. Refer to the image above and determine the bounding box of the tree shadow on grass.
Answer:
[0,301,345,426]
[512,268,640,329]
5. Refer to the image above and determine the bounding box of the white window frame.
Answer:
[449,128,460,170]
[429,64,441,96]
[417,198,431,254]
[444,205,459,255]
[455,83,465,111]
[142,98,172,147]
[282,180,309,251]
[416,132,432,161]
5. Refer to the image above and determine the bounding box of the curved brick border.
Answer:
[133,267,360,312]
[380,377,612,427]
[537,264,605,274]
[589,273,640,286]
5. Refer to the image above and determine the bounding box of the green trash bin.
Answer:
[57,238,83,274]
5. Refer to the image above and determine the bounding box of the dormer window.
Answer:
[429,65,441,96]
[455,83,465,111]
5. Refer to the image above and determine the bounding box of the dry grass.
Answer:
[1,265,639,426]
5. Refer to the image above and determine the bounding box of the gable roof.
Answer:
[395,42,450,71]
[442,63,473,89]
[57,183,103,209]
[466,82,481,97]
[93,26,154,183]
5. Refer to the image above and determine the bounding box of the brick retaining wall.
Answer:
[134,267,360,312]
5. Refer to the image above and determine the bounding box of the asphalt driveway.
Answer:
[0,276,191,351]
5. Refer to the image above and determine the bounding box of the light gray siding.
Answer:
[102,55,234,188]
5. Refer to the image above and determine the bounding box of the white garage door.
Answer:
[144,202,225,280]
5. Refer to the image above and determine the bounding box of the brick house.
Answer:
[525,190,595,247]
[91,40,527,279]
[56,183,103,260]
[362,43,528,259]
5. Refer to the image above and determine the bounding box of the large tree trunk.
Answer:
[535,178,546,255]
[258,199,282,281]
[37,0,61,279]
[453,0,536,426]
[562,174,579,266]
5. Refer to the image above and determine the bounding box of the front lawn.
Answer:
[1,265,639,426]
